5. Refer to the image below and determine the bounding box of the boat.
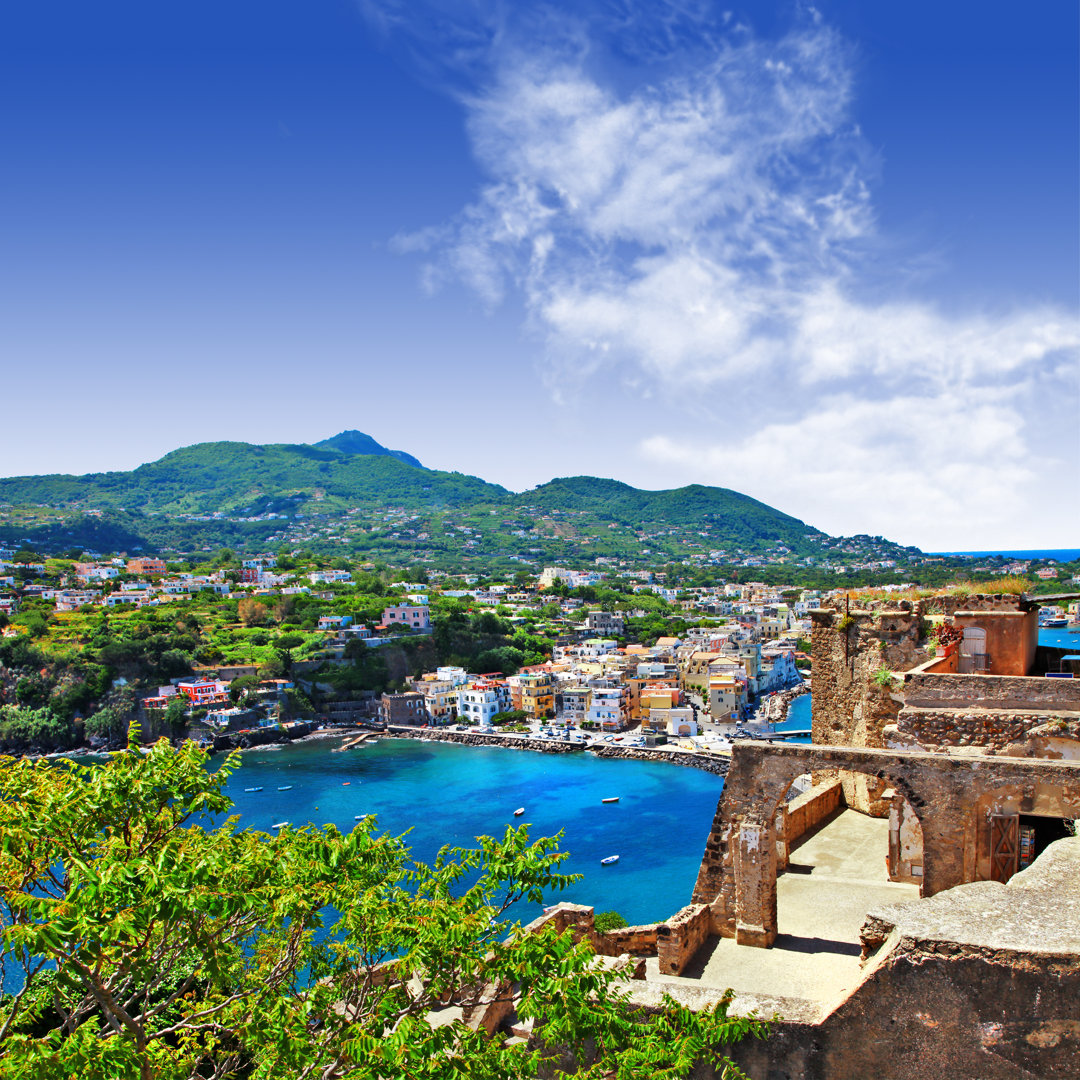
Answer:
[272,821,288,829]
[601,797,620,804]
[600,855,620,865]
[354,814,364,820]
[277,785,293,791]
[243,787,263,792]
[342,782,351,786]
[514,807,525,816]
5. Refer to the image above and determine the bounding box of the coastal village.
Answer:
[3,548,1076,754]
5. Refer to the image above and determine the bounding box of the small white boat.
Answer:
[514,807,525,816]
[277,785,293,791]
[244,787,264,793]
[272,821,288,829]
[354,815,364,820]
[600,855,620,865]
[601,797,619,804]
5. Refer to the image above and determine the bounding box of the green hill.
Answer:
[0,438,504,516]
[0,432,911,568]
[515,476,807,545]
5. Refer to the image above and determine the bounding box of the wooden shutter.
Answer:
[990,814,1019,882]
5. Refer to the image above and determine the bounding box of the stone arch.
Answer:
[691,744,1010,947]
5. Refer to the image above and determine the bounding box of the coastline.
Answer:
[382,726,729,778]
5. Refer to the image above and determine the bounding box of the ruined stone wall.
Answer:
[809,605,925,813]
[918,593,1038,615]
[692,743,1080,945]
[592,923,658,957]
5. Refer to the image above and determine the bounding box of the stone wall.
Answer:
[655,903,712,975]
[594,923,659,958]
[902,672,1080,711]
[896,707,1073,752]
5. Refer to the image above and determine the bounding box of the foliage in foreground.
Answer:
[0,737,768,1079]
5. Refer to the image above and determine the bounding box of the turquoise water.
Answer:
[773,694,812,743]
[1040,627,1080,651]
[221,738,725,927]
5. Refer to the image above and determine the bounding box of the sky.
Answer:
[1,0,1077,551]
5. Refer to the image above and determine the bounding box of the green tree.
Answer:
[83,704,128,744]
[163,694,189,731]
[0,739,765,1079]
[274,631,306,673]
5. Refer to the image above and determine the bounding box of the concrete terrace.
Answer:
[640,809,919,1014]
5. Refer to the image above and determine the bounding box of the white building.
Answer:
[586,686,624,731]
[457,683,505,728]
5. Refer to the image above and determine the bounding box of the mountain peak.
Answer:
[314,431,422,468]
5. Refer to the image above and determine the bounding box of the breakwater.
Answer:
[384,726,729,778]
[757,681,810,725]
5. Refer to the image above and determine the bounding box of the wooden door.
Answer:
[990,814,1019,882]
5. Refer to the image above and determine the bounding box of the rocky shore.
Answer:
[383,726,729,778]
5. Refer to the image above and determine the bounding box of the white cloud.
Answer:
[387,4,1079,547]
[640,390,1046,550]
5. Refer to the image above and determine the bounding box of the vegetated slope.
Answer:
[516,476,813,548]
[0,440,506,515]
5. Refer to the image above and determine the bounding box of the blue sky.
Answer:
[1,0,1076,550]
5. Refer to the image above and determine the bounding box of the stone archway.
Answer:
[691,743,1080,948]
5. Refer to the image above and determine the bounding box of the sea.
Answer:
[1040,627,1080,652]
[931,548,1080,561]
[219,737,725,927]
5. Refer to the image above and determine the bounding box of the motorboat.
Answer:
[277,785,292,791]
[243,787,264,792]
[514,807,525,816]
[272,821,288,829]
[600,855,620,865]
[601,797,620,804]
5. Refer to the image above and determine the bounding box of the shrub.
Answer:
[594,910,629,932]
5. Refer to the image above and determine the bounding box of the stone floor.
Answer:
[643,810,920,1008]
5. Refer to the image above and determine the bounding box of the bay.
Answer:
[222,738,725,927]
[1040,626,1080,651]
